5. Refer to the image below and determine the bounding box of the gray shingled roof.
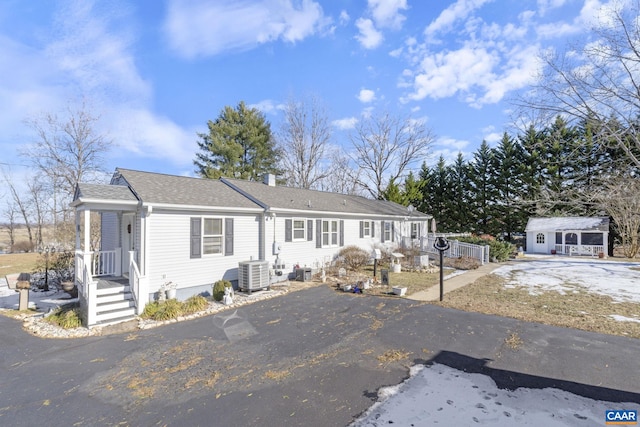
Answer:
[114,169,262,209]
[222,177,430,218]
[525,217,610,232]
[75,183,138,202]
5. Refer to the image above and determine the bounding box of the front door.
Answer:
[122,213,135,276]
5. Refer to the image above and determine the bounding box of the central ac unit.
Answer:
[238,260,270,294]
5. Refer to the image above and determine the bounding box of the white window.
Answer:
[293,219,306,240]
[384,221,392,242]
[203,218,223,254]
[363,221,371,237]
[322,220,339,247]
[411,223,420,239]
[536,233,545,244]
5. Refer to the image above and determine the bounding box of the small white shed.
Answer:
[525,217,609,256]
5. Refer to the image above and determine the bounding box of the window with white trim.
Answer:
[322,220,339,247]
[383,221,392,242]
[411,223,420,239]
[293,219,306,240]
[363,221,371,237]
[536,233,545,244]
[203,218,223,254]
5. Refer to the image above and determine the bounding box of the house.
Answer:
[71,168,432,326]
[525,217,609,256]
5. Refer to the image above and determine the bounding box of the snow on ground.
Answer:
[0,277,76,312]
[492,258,640,304]
[351,363,640,426]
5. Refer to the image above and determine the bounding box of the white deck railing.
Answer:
[128,251,147,314]
[421,236,490,265]
[554,244,605,257]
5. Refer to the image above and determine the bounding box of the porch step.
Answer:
[95,306,137,323]
[96,284,130,296]
[97,292,133,303]
[97,299,135,311]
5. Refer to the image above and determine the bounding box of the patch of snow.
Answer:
[351,363,640,426]
[493,259,640,303]
[610,315,640,323]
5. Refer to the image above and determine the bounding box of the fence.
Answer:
[419,236,490,265]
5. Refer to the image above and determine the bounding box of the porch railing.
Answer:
[92,250,121,276]
[128,251,147,314]
[421,236,490,265]
[554,244,604,256]
[75,250,97,325]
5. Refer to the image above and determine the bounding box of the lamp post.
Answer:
[41,246,55,291]
[433,237,450,301]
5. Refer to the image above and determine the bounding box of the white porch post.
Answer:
[83,209,91,253]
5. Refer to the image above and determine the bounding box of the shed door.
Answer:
[532,232,548,253]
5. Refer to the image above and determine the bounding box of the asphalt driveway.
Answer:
[1,285,639,426]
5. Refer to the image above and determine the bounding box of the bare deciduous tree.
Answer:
[348,112,434,199]
[517,1,640,168]
[319,150,363,196]
[2,169,34,251]
[21,100,111,215]
[277,96,331,189]
[595,177,640,258]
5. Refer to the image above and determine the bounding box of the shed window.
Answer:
[582,232,603,245]
[565,233,578,245]
[411,223,420,239]
[536,233,545,244]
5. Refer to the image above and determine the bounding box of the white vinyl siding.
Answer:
[147,211,260,297]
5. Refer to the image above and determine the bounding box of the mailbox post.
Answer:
[433,237,450,301]
[372,249,382,279]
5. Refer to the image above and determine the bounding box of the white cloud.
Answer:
[339,10,350,25]
[332,117,358,130]
[249,99,284,115]
[355,17,383,49]
[164,0,329,58]
[46,0,151,104]
[424,0,492,40]
[367,0,408,30]
[357,88,376,103]
[108,108,195,164]
[407,46,499,102]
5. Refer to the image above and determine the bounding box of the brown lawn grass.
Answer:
[0,252,41,277]
[433,274,640,339]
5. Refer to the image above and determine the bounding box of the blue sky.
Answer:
[0,0,615,197]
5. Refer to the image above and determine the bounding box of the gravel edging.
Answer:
[8,284,292,339]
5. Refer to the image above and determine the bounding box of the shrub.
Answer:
[183,295,209,314]
[212,280,233,302]
[141,301,161,319]
[338,245,371,270]
[46,305,82,329]
[153,299,183,321]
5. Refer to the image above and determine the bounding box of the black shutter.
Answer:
[225,218,234,256]
[380,221,385,243]
[359,221,364,238]
[307,220,313,241]
[371,221,375,238]
[190,218,201,259]
[316,219,322,248]
[391,222,395,242]
[285,219,292,242]
[340,220,344,246]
